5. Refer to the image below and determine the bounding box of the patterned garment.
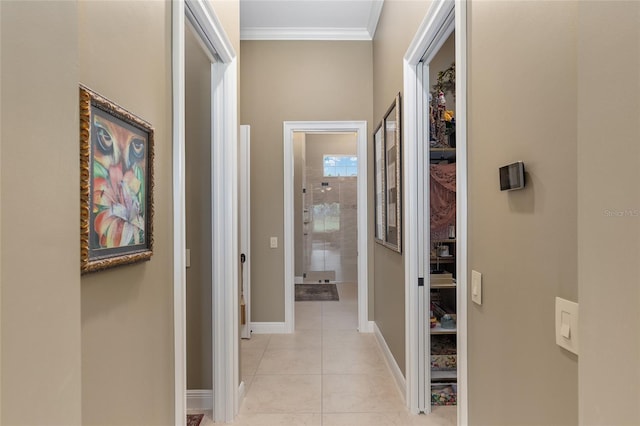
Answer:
[430,163,456,241]
[187,414,204,426]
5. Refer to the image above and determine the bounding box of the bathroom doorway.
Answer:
[295,132,358,285]
[283,121,370,334]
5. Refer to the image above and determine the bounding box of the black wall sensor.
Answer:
[499,161,525,191]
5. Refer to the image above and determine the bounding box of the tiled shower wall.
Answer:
[301,133,358,283]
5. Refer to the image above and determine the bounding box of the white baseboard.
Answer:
[373,322,407,400]
[250,321,288,334]
[187,389,213,411]
[237,380,246,411]
[295,276,304,284]
[358,320,375,333]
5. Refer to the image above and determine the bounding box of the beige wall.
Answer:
[467,1,579,424]
[0,0,240,423]
[0,2,2,419]
[210,0,240,55]
[1,2,82,424]
[240,40,373,322]
[372,0,432,375]
[185,26,213,390]
[79,1,174,424]
[577,2,640,425]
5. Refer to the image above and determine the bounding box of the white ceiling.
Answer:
[240,0,384,41]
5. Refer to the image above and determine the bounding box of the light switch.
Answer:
[270,237,278,248]
[560,320,571,339]
[186,249,191,268]
[555,297,579,355]
[471,270,482,305]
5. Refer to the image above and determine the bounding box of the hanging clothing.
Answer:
[430,163,456,241]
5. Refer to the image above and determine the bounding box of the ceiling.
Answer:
[240,0,384,41]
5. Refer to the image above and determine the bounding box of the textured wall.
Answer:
[79,1,174,423]
[467,1,579,424]
[577,2,640,425]
[1,2,82,424]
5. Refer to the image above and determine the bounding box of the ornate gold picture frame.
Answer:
[80,85,154,273]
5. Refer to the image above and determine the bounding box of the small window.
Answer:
[323,155,358,177]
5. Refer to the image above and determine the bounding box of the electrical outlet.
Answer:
[270,237,278,248]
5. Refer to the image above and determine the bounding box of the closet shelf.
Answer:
[431,325,457,335]
[431,370,457,381]
[429,147,456,161]
[430,256,455,263]
[431,282,456,289]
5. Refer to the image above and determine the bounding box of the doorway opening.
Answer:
[172,0,239,423]
[296,132,359,286]
[283,121,370,334]
[403,0,468,422]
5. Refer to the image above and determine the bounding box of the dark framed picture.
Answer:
[373,122,385,242]
[80,85,154,273]
[383,93,402,253]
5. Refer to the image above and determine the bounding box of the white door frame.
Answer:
[173,1,239,424]
[403,0,468,422]
[283,121,370,334]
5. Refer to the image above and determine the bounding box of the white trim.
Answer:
[187,390,213,411]
[283,121,369,335]
[366,0,385,39]
[185,0,234,63]
[211,58,239,424]
[374,322,407,401]
[403,48,421,416]
[454,2,469,424]
[241,26,373,41]
[237,381,246,413]
[367,320,376,333]
[172,2,187,425]
[403,0,468,421]
[173,1,238,424]
[250,322,288,334]
[404,0,455,65]
[294,276,304,284]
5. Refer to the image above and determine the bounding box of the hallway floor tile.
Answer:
[218,283,456,426]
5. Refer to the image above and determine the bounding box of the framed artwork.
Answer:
[383,93,402,252]
[80,85,155,273]
[373,122,385,242]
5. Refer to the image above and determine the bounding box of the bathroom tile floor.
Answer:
[196,283,456,426]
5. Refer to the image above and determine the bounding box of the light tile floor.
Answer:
[199,283,456,426]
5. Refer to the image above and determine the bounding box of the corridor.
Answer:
[212,283,456,425]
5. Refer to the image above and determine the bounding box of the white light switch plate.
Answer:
[270,237,278,248]
[555,297,579,355]
[471,270,482,305]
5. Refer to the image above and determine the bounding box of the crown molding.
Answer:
[367,0,384,39]
[241,26,373,41]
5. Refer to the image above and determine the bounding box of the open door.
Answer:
[240,125,251,339]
